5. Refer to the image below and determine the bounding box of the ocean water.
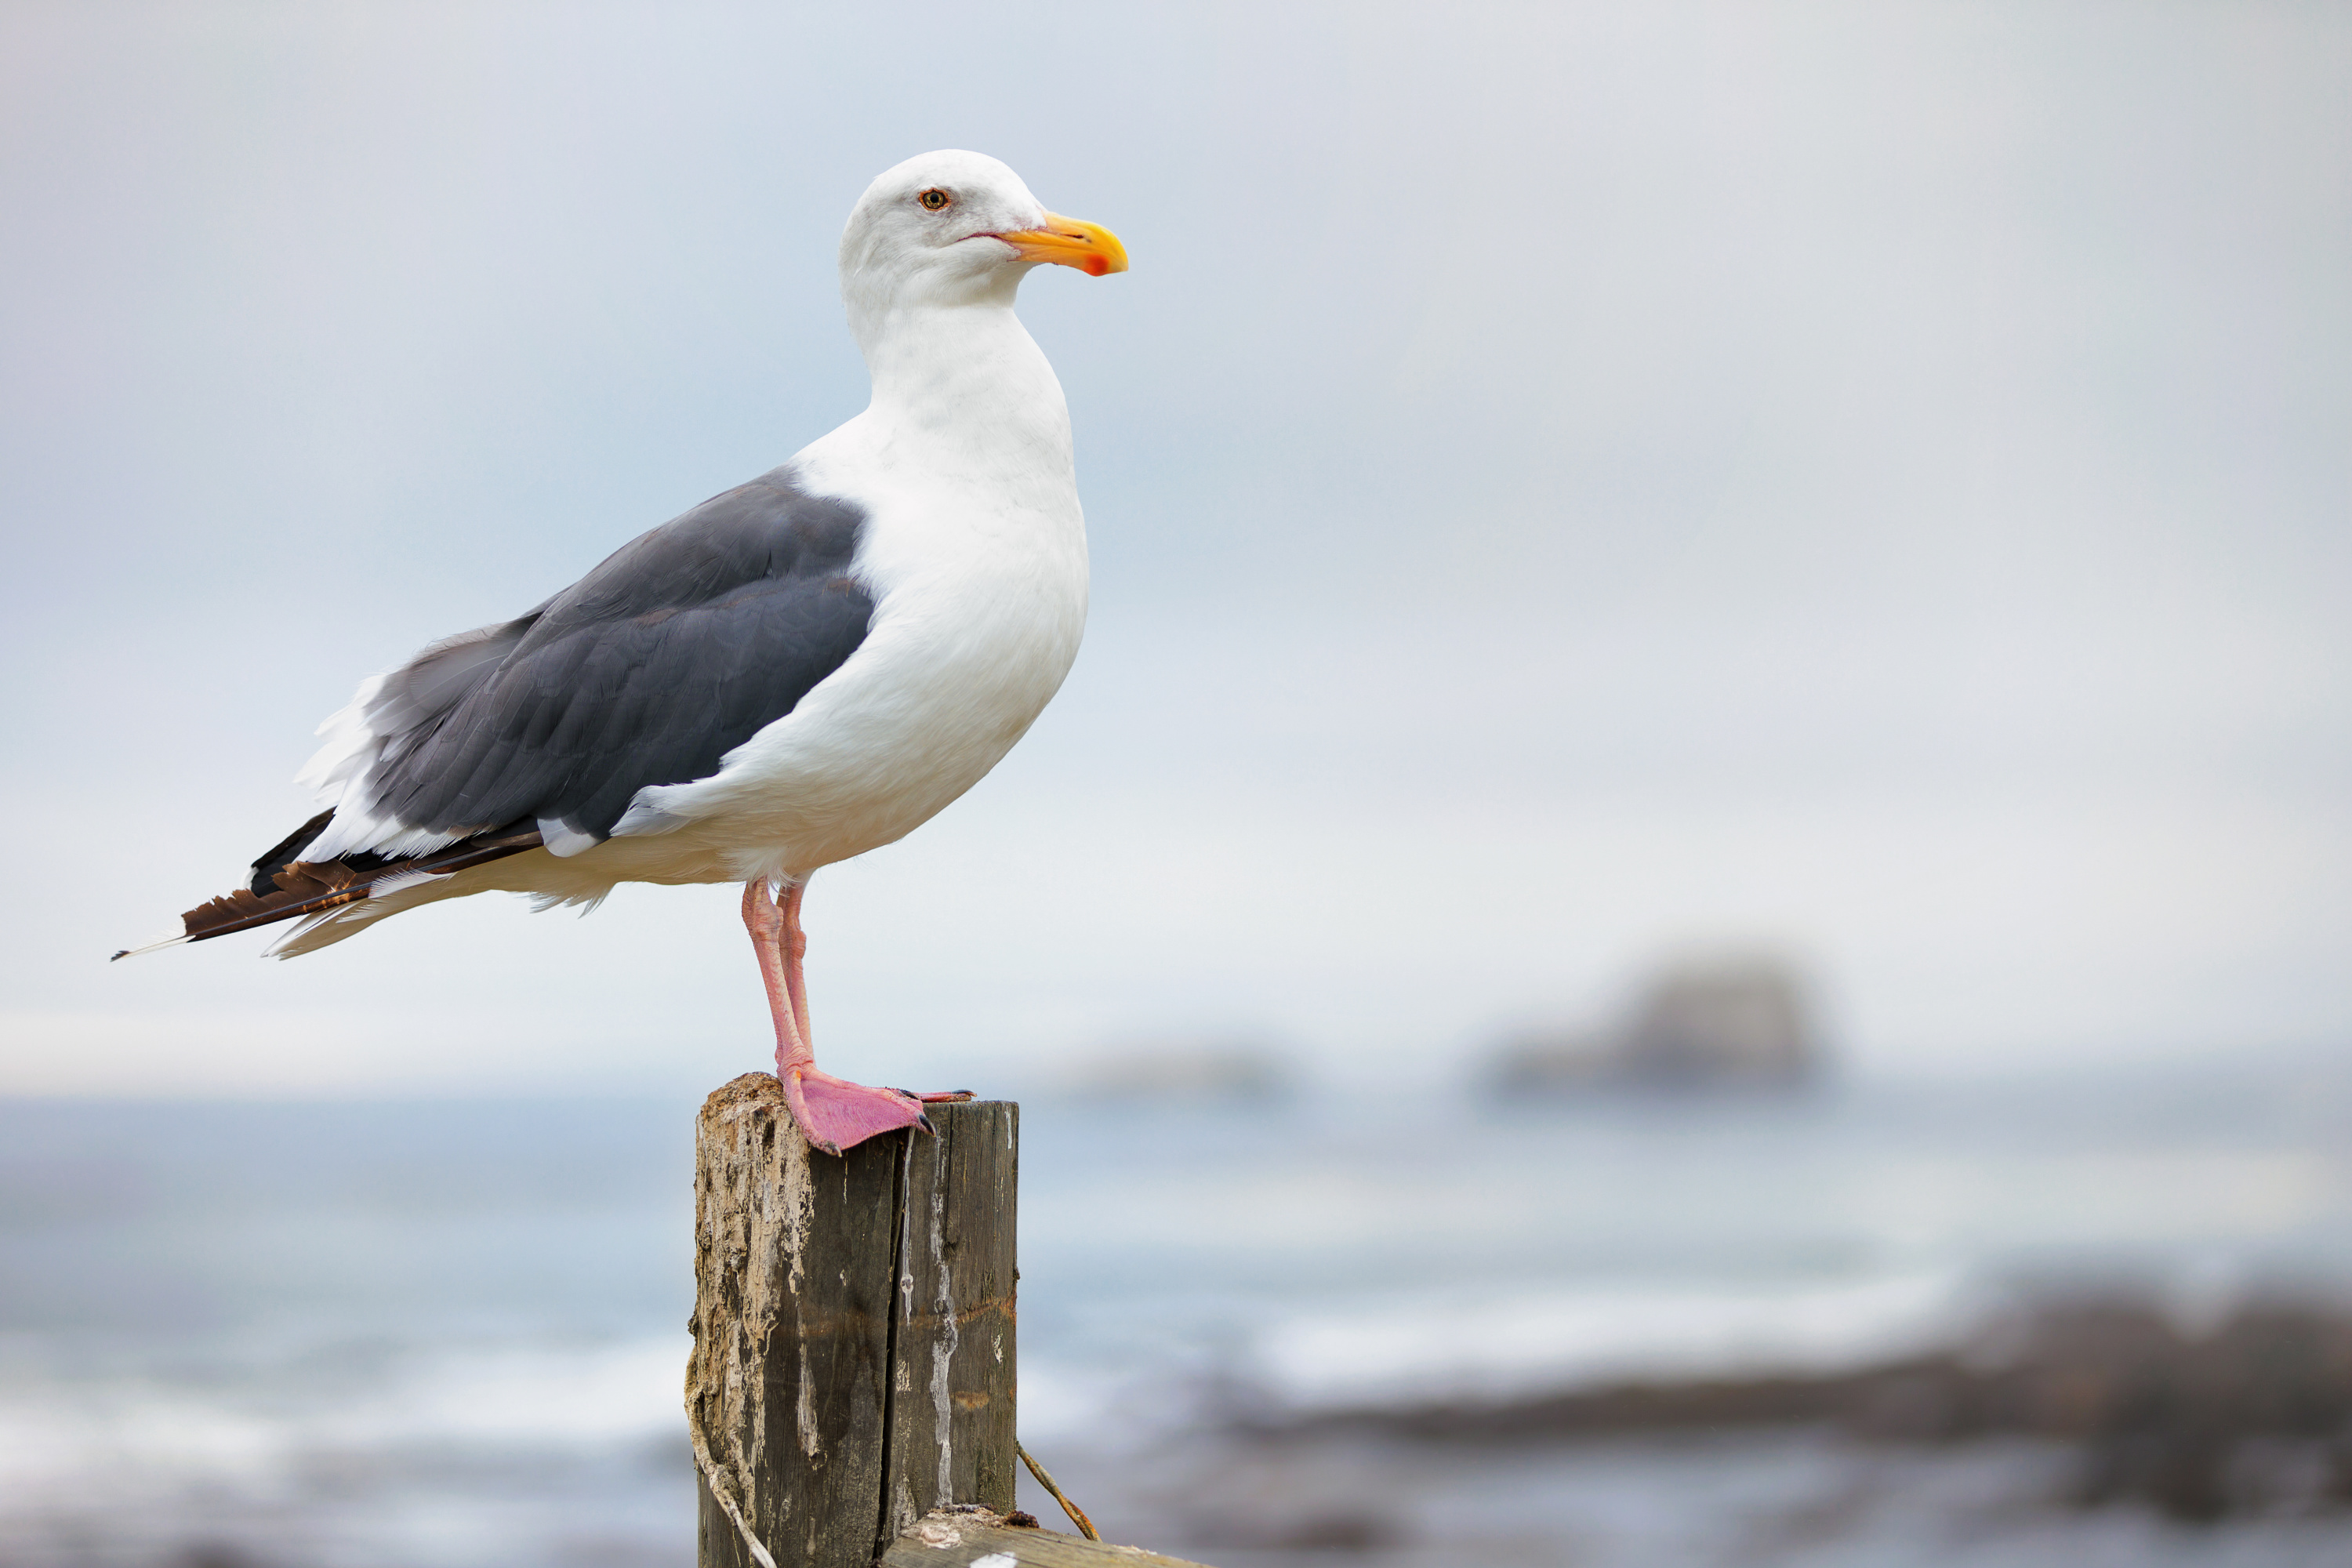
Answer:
[2,1058,2349,1567]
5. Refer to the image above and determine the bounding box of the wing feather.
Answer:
[131,467,879,952]
[307,467,874,861]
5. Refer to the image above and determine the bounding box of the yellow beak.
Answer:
[995,212,1129,277]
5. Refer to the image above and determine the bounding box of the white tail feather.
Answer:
[110,929,191,961]
[367,868,456,898]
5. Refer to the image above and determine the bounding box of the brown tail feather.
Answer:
[114,820,545,958]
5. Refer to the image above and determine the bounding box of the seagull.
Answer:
[117,151,1127,1155]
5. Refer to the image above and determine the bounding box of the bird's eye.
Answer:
[917,188,952,212]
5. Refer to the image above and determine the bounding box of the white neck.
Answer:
[850,300,1074,485]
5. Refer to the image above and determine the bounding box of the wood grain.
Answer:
[881,1099,1019,1536]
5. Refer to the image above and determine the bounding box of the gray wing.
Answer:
[326,466,874,852]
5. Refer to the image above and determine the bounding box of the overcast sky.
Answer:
[2,0,2347,1095]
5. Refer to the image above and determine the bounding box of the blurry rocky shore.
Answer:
[1253,1293,2352,1526]
[1040,1294,2352,1565]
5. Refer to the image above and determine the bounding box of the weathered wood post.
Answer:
[688,1073,1018,1568]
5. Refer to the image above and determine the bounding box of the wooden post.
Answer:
[688,1073,1018,1568]
[883,1510,1214,1567]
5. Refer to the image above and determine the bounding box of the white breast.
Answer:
[605,303,1092,884]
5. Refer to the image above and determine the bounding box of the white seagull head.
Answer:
[838,150,1127,323]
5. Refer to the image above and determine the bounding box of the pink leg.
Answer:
[776,879,813,1047]
[771,881,973,1108]
[744,879,932,1156]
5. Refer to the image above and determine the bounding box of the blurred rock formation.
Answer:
[1492,953,1823,1094]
